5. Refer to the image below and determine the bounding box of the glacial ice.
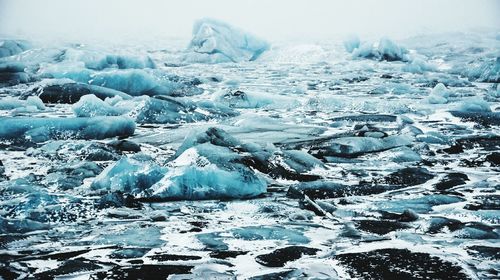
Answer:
[465,57,499,83]
[427,83,450,104]
[0,40,30,58]
[38,65,202,97]
[351,38,409,62]
[61,48,155,70]
[72,94,128,117]
[0,116,135,142]
[456,97,491,112]
[184,18,270,63]
[344,35,361,53]
[148,144,266,200]
[91,156,167,194]
[215,89,300,109]
[0,96,45,111]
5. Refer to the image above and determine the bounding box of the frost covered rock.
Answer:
[0,116,135,142]
[185,18,270,63]
[92,157,167,194]
[0,40,30,58]
[148,144,267,200]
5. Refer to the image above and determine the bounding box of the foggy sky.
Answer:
[0,0,498,43]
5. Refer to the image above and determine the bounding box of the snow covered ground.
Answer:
[0,19,499,279]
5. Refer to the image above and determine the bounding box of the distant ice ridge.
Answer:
[183,18,270,63]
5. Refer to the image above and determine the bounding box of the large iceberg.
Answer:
[349,37,410,62]
[0,116,135,142]
[91,156,167,194]
[147,143,267,200]
[184,18,270,63]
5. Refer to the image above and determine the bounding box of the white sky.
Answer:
[0,0,498,43]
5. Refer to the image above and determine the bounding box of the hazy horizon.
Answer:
[1,0,499,43]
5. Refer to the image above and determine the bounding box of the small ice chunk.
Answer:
[72,94,127,117]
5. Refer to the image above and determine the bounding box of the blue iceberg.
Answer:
[184,18,270,63]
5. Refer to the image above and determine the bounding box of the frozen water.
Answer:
[0,116,135,142]
[92,156,167,194]
[0,40,30,58]
[148,144,266,200]
[0,27,499,279]
[184,18,270,63]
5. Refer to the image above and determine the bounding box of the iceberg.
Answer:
[0,96,45,111]
[351,37,409,62]
[465,57,499,83]
[91,156,167,194]
[426,83,450,104]
[0,116,135,142]
[344,35,361,53]
[0,40,30,58]
[184,18,270,63]
[147,143,267,200]
[72,94,128,117]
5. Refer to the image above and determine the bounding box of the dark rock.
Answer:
[450,111,500,126]
[209,250,248,259]
[331,114,397,123]
[37,83,130,104]
[149,254,202,261]
[255,246,319,267]
[435,173,469,190]
[464,195,500,210]
[379,209,419,222]
[355,220,411,235]
[383,167,434,186]
[92,264,193,280]
[335,248,469,280]
[288,182,401,199]
[97,192,141,209]
[108,139,141,153]
[467,246,500,260]
[35,259,102,279]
